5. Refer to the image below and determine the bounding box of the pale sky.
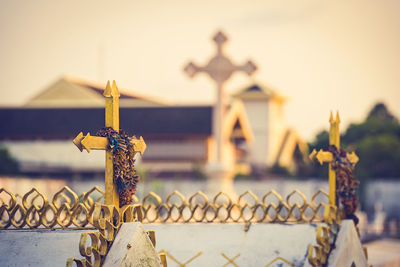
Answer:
[0,0,399,140]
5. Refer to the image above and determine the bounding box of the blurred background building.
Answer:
[1,1,399,265]
[0,76,305,179]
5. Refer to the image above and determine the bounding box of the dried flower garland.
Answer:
[324,145,360,225]
[96,127,139,207]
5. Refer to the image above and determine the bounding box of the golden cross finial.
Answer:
[309,112,359,206]
[183,30,257,163]
[73,80,146,207]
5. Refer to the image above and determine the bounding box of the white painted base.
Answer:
[327,220,368,267]
[103,222,161,267]
[145,223,318,267]
[0,228,93,267]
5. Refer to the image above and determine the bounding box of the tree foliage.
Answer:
[0,147,19,175]
[305,102,400,180]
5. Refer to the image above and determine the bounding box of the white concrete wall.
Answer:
[327,220,368,267]
[145,223,317,267]
[0,228,95,267]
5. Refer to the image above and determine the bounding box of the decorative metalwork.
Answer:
[309,112,359,207]
[159,250,203,267]
[138,189,329,224]
[0,187,329,229]
[66,203,142,267]
[0,186,140,229]
[307,112,361,266]
[72,80,146,208]
[307,204,341,267]
[0,186,106,229]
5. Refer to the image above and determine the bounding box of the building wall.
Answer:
[241,98,287,167]
[1,140,105,172]
[143,139,207,161]
[0,176,67,197]
[242,100,270,166]
[1,138,210,177]
[267,99,287,166]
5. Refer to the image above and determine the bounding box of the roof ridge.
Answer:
[62,76,171,105]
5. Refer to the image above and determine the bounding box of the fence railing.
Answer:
[0,186,329,229]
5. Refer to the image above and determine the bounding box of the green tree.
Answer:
[304,102,400,180]
[0,147,19,174]
[342,103,400,180]
[355,134,400,178]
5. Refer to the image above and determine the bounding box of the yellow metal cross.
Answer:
[221,253,240,267]
[265,257,296,267]
[73,80,146,207]
[309,112,359,206]
[159,250,203,267]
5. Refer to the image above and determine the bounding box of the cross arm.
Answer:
[237,60,257,75]
[132,136,147,155]
[183,62,205,78]
[73,132,112,153]
[347,151,359,164]
[73,132,147,155]
[309,149,359,165]
[73,132,85,152]
[309,149,333,165]
[73,133,108,153]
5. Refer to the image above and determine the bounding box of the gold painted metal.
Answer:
[265,257,297,267]
[66,202,142,267]
[159,250,203,267]
[146,230,156,247]
[221,253,240,267]
[159,252,168,267]
[147,228,168,267]
[307,112,362,266]
[72,80,146,207]
[105,80,119,207]
[309,112,359,206]
[0,187,330,229]
[307,204,341,267]
[0,186,106,229]
[1,186,336,266]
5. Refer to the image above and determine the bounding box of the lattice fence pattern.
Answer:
[0,186,329,229]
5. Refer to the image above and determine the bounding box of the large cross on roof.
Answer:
[184,31,257,163]
[184,31,257,84]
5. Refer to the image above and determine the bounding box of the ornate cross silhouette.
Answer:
[73,81,146,207]
[309,112,358,206]
[184,31,257,163]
